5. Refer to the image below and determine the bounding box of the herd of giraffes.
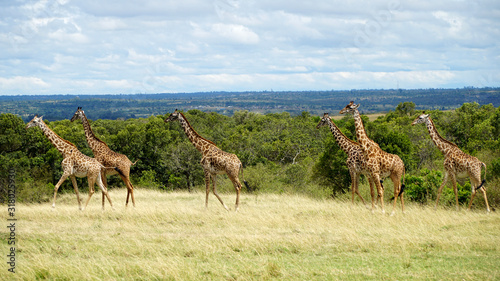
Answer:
[25,101,491,213]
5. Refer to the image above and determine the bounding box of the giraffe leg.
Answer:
[351,171,366,206]
[204,170,211,209]
[467,175,479,211]
[235,185,241,212]
[449,174,459,211]
[349,170,356,205]
[211,174,229,211]
[368,177,376,211]
[102,187,105,209]
[468,185,477,211]
[101,172,108,209]
[390,177,398,216]
[375,179,384,207]
[119,173,136,207]
[480,188,491,213]
[355,176,367,207]
[468,177,491,213]
[83,177,96,211]
[97,173,113,210]
[399,183,405,214]
[228,173,242,212]
[435,171,449,210]
[126,179,136,208]
[69,175,82,210]
[52,173,69,209]
[351,180,356,206]
[389,174,403,215]
[373,173,384,214]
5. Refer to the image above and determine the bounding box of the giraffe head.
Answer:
[25,115,45,129]
[411,112,430,126]
[70,107,85,122]
[339,101,360,115]
[316,113,331,129]
[164,109,181,123]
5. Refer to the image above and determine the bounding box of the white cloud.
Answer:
[48,29,89,43]
[0,76,49,92]
[210,23,260,45]
[0,0,499,95]
[105,79,134,88]
[90,17,128,31]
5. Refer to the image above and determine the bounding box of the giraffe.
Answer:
[340,102,406,214]
[412,112,491,212]
[25,115,113,210]
[316,113,377,207]
[165,109,246,211]
[71,107,137,207]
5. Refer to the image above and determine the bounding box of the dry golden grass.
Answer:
[1,188,499,280]
[331,112,385,121]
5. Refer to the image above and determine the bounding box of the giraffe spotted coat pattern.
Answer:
[25,115,113,210]
[71,107,137,207]
[340,102,406,214]
[165,110,247,211]
[412,113,490,212]
[317,113,377,206]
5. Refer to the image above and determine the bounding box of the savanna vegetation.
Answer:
[0,189,499,280]
[1,101,500,210]
[1,101,500,280]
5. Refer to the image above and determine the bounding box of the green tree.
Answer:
[312,137,351,197]
[395,101,416,117]
[163,141,203,191]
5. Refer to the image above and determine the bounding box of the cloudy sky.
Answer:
[0,0,499,95]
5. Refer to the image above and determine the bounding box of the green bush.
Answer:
[403,175,426,204]
[282,163,308,187]
[441,181,472,207]
[404,169,442,204]
[138,170,159,189]
[244,162,284,194]
[490,158,500,179]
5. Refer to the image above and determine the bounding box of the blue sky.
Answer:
[1,0,499,95]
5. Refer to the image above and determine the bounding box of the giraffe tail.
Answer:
[476,162,487,191]
[476,180,486,191]
[239,163,251,192]
[398,184,406,197]
[114,167,126,178]
[398,167,407,197]
[131,159,139,166]
[100,165,126,178]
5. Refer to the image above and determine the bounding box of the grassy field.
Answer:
[331,112,386,121]
[1,188,499,280]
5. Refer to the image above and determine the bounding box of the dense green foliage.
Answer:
[1,102,499,209]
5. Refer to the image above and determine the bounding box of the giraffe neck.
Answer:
[178,114,216,153]
[326,118,358,153]
[425,117,458,156]
[352,109,378,153]
[79,112,107,152]
[38,121,76,157]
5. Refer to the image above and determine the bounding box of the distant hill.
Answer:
[1,87,499,121]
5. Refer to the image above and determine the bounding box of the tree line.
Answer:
[1,102,499,209]
[1,87,499,122]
